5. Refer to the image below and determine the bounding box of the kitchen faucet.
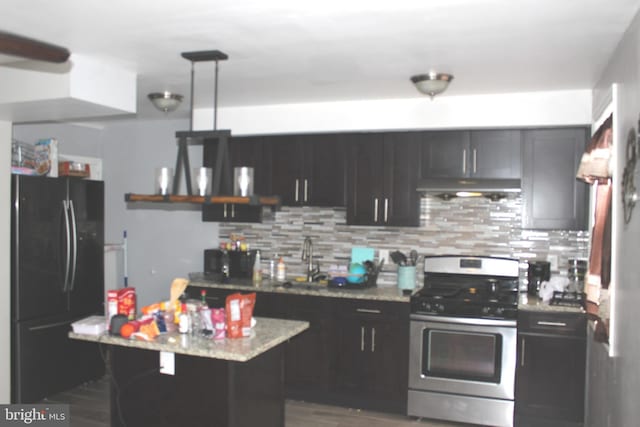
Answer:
[301,236,318,282]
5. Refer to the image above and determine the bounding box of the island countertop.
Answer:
[70,317,309,362]
[188,272,412,303]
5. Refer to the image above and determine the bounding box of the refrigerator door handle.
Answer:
[68,200,78,291]
[62,200,71,293]
[28,319,73,332]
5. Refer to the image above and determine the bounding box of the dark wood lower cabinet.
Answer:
[515,311,587,427]
[186,286,409,414]
[333,300,409,414]
[110,344,284,427]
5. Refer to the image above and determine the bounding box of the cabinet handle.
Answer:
[231,204,235,218]
[371,327,376,352]
[295,179,300,202]
[304,179,308,202]
[356,308,382,314]
[462,149,467,174]
[472,148,477,174]
[360,326,365,352]
[223,203,228,218]
[536,321,568,327]
[374,198,379,222]
[384,198,389,223]
[520,337,525,367]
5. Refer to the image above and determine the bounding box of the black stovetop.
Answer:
[411,273,519,319]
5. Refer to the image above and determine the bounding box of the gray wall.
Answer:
[100,118,220,306]
[13,122,104,159]
[588,6,640,427]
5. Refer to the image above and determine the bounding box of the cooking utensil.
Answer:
[390,251,407,265]
[409,250,418,266]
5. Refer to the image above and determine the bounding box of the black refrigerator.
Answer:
[11,175,106,403]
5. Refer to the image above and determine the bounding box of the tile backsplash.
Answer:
[219,196,589,287]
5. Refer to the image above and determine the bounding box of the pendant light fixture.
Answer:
[410,72,454,99]
[148,91,183,113]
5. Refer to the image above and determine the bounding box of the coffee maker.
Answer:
[527,260,551,296]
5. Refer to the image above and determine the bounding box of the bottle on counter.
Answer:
[200,289,208,307]
[178,303,190,334]
[276,257,286,281]
[253,250,262,283]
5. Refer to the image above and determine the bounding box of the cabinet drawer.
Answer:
[518,311,586,337]
[335,299,409,320]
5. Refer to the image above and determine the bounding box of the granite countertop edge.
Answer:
[517,295,585,314]
[69,317,309,362]
[188,275,412,303]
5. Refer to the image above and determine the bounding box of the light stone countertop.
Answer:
[518,293,585,314]
[69,317,309,362]
[188,273,412,303]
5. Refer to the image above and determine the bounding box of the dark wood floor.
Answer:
[42,376,471,427]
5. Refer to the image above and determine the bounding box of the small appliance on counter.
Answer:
[204,249,256,279]
[527,260,551,296]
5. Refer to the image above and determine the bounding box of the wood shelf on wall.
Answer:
[124,193,281,210]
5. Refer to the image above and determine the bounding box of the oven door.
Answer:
[409,314,516,400]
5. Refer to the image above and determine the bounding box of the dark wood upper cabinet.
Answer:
[270,134,346,207]
[347,132,420,227]
[201,136,272,222]
[420,129,521,179]
[471,130,522,178]
[522,128,589,230]
[420,131,471,178]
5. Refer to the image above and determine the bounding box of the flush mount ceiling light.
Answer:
[148,91,183,113]
[410,72,454,99]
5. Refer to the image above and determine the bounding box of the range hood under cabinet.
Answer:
[416,177,521,201]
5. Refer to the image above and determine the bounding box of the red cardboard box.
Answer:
[107,287,136,328]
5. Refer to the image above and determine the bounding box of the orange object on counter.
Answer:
[120,321,140,338]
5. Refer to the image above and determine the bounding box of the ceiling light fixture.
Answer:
[410,72,454,99]
[148,91,183,113]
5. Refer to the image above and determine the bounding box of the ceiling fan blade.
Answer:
[0,31,70,63]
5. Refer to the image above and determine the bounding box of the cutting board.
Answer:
[351,247,375,264]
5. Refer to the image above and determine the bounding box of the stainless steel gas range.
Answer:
[408,255,519,427]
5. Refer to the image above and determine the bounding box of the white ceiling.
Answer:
[1,0,639,119]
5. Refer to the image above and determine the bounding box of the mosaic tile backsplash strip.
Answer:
[218,196,590,287]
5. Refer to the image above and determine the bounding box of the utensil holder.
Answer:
[397,266,416,290]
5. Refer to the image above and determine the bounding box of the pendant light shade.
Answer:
[148,91,183,113]
[410,72,454,99]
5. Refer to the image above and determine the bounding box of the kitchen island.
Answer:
[70,317,309,427]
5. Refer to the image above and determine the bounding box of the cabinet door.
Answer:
[363,316,408,402]
[346,134,385,225]
[516,333,586,423]
[202,136,270,195]
[383,133,420,227]
[470,130,521,178]
[228,136,272,195]
[333,300,409,413]
[202,203,263,223]
[302,134,347,207]
[419,131,471,178]
[522,128,589,230]
[270,135,304,206]
[282,295,332,393]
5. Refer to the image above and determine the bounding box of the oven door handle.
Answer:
[410,314,516,327]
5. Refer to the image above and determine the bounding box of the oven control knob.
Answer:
[434,303,444,313]
[481,306,492,315]
[494,307,504,317]
[423,303,432,313]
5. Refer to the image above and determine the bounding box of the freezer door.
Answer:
[12,175,69,321]
[67,179,105,317]
[11,316,105,403]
